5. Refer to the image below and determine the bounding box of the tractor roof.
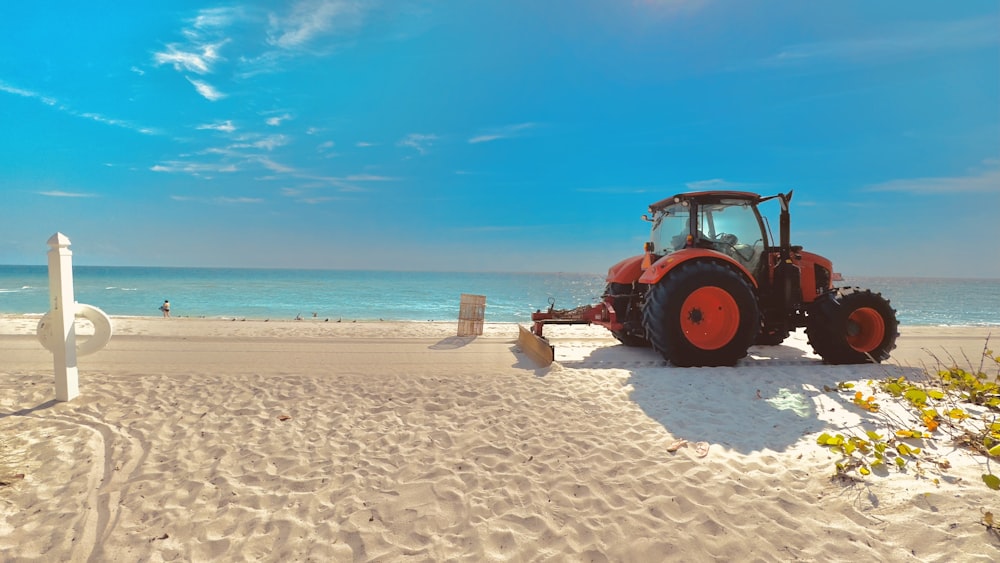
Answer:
[648,190,762,213]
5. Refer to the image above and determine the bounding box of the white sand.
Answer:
[1,316,997,561]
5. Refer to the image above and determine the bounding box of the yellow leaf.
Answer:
[989,444,1000,457]
[905,388,928,406]
[983,474,1000,491]
[859,465,871,475]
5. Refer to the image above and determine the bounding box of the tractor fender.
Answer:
[638,249,758,287]
[605,255,645,284]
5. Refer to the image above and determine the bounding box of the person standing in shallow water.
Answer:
[160,300,170,317]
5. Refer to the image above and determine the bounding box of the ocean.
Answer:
[0,265,998,326]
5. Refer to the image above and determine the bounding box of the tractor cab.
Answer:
[646,191,768,276]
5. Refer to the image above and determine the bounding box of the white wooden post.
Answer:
[47,232,79,401]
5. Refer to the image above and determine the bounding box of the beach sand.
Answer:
[1,316,997,561]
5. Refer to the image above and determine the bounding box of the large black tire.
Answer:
[642,261,759,367]
[806,287,898,364]
[605,282,648,347]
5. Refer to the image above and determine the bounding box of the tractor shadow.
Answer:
[428,336,477,350]
[557,339,926,455]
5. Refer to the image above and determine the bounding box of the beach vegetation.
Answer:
[817,339,1000,491]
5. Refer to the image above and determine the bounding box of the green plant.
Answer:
[817,339,999,490]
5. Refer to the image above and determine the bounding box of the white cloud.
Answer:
[468,134,501,144]
[151,161,239,174]
[38,190,96,198]
[197,120,236,133]
[760,16,999,68]
[345,174,393,181]
[1,81,154,134]
[77,112,154,134]
[468,122,536,144]
[266,113,293,126]
[255,156,296,173]
[237,134,289,151]
[171,194,265,204]
[186,77,226,101]
[356,141,375,147]
[0,81,57,105]
[266,0,367,49]
[154,6,238,77]
[866,165,1000,195]
[155,42,226,74]
[685,178,741,190]
[398,133,437,155]
[192,7,239,30]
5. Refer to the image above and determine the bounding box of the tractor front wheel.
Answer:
[642,261,759,367]
[806,287,898,364]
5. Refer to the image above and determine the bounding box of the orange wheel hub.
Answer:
[846,307,885,353]
[680,286,740,350]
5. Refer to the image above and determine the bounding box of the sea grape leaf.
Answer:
[983,474,1000,491]
[905,389,928,406]
[988,444,1000,457]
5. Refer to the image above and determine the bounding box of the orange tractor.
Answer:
[519,190,898,367]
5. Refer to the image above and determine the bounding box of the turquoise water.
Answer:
[1,265,997,326]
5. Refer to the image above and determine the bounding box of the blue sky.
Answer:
[1,1,998,277]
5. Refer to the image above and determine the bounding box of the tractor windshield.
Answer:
[649,202,692,254]
[697,199,766,271]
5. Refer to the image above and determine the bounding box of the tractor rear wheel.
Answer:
[642,261,759,367]
[806,287,898,364]
[605,282,647,347]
